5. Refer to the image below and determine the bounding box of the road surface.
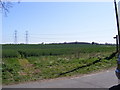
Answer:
[2,68,119,88]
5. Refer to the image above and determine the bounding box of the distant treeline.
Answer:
[2,41,115,45]
[49,42,115,45]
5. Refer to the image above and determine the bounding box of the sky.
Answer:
[1,0,120,44]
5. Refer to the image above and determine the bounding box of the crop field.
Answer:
[2,44,117,85]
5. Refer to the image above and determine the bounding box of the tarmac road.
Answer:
[2,68,119,88]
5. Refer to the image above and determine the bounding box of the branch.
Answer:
[0,0,13,16]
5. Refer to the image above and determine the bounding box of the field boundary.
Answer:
[59,51,118,76]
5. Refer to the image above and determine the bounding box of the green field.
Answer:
[2,44,117,85]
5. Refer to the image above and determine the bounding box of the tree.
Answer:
[0,0,20,16]
[0,0,13,16]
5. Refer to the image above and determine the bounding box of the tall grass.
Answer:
[2,44,115,58]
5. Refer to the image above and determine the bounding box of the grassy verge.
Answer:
[2,53,117,85]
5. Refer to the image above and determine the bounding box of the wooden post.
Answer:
[114,0,120,84]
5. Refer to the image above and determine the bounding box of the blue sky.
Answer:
[2,1,119,44]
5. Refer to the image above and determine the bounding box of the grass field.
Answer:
[2,44,117,85]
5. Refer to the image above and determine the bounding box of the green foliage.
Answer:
[2,44,117,85]
[2,50,19,58]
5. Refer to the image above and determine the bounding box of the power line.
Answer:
[14,30,17,44]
